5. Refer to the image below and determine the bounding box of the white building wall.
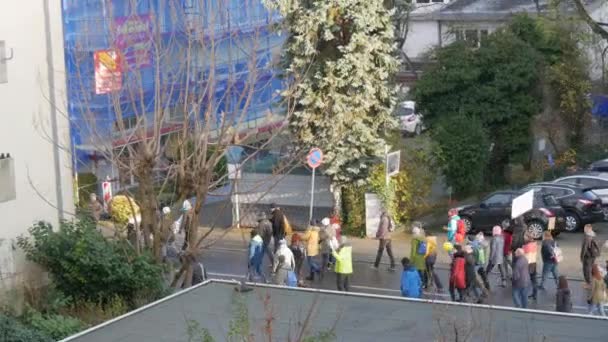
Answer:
[0,0,73,299]
[404,20,440,60]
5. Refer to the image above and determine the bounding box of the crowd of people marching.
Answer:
[246,204,608,316]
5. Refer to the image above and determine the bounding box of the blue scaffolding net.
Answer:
[62,0,285,172]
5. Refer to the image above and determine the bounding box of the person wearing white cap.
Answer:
[180,199,194,250]
[320,217,337,276]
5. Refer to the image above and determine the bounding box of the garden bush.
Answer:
[0,313,52,342]
[16,220,165,306]
[23,310,83,341]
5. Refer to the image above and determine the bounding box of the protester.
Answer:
[332,236,353,292]
[486,225,506,288]
[555,276,573,313]
[180,200,194,251]
[88,193,104,222]
[270,204,287,252]
[512,248,531,308]
[464,245,484,303]
[400,257,422,298]
[373,210,396,271]
[273,239,295,275]
[410,227,427,286]
[273,255,290,285]
[424,234,443,292]
[580,224,600,287]
[471,232,490,291]
[444,209,460,243]
[449,245,467,302]
[248,230,266,282]
[320,217,337,272]
[511,217,527,252]
[502,223,514,279]
[587,263,607,316]
[539,231,560,290]
[330,208,342,240]
[523,233,538,301]
[256,212,274,265]
[301,223,321,281]
[159,207,175,261]
[290,234,306,281]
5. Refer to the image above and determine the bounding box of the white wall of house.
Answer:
[405,20,440,60]
[0,0,73,298]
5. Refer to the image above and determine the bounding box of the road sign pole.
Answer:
[309,167,316,223]
[235,172,240,229]
[384,144,389,189]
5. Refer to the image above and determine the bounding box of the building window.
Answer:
[114,116,138,132]
[455,29,489,47]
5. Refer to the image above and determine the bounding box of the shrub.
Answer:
[109,195,140,226]
[24,310,83,341]
[0,313,52,342]
[16,220,165,306]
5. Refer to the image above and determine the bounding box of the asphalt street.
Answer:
[198,238,602,315]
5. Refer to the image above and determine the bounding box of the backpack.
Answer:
[417,240,427,255]
[457,219,466,235]
[474,246,486,265]
[286,271,298,287]
[451,257,466,289]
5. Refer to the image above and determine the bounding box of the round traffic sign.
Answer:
[306,148,323,169]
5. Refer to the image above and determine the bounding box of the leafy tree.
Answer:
[413,19,544,187]
[265,0,399,201]
[432,114,490,196]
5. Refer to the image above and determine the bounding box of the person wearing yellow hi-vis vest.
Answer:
[332,236,353,292]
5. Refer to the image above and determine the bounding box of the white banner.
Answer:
[512,189,534,219]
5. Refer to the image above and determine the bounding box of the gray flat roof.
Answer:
[61,280,608,342]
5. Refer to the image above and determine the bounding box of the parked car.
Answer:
[394,101,424,136]
[521,183,604,232]
[457,190,566,240]
[588,159,608,172]
[553,172,608,220]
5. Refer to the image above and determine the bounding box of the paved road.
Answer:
[198,238,603,315]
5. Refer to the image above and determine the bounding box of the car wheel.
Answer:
[415,125,422,135]
[461,216,473,233]
[526,220,544,240]
[564,212,580,232]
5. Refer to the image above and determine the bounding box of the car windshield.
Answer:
[395,107,414,116]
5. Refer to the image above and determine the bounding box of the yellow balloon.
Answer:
[443,242,453,252]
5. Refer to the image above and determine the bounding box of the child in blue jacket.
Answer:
[400,257,422,298]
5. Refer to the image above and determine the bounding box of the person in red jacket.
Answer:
[503,225,514,279]
[449,245,467,302]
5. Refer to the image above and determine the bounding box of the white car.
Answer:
[395,101,424,135]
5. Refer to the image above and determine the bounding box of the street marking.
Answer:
[207,272,449,297]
